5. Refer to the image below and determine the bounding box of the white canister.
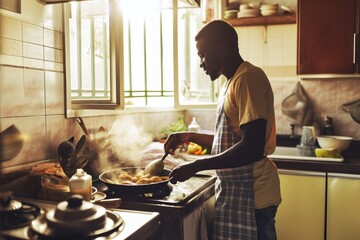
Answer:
[69,169,92,201]
[188,117,201,132]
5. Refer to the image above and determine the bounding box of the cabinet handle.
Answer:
[328,173,360,179]
[354,33,359,73]
[278,169,326,177]
[353,33,357,64]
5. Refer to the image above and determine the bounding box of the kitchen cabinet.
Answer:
[327,173,360,240]
[276,170,326,240]
[297,0,360,75]
[183,197,215,240]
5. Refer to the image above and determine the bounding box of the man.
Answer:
[164,20,281,239]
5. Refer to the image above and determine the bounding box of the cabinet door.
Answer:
[327,173,360,240]
[297,0,358,74]
[276,170,326,240]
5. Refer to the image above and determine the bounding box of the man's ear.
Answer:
[216,41,228,57]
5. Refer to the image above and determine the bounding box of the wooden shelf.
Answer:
[224,14,296,27]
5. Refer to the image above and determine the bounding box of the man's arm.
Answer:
[192,118,267,171]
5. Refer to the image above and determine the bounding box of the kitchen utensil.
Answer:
[0,124,25,162]
[75,134,86,155]
[282,82,315,126]
[94,197,122,209]
[59,135,89,178]
[143,152,169,176]
[300,126,316,147]
[68,136,75,143]
[30,195,124,238]
[99,167,171,195]
[316,135,353,152]
[90,185,110,206]
[342,99,360,124]
[77,117,91,139]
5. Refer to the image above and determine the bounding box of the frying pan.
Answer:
[99,167,171,195]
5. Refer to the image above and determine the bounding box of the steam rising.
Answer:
[85,116,153,176]
[108,117,152,163]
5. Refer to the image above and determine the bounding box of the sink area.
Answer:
[269,146,344,162]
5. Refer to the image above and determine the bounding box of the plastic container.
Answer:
[188,117,200,132]
[69,169,92,201]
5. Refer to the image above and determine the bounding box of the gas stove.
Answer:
[0,200,41,232]
[107,174,217,240]
[96,173,217,205]
[0,196,161,240]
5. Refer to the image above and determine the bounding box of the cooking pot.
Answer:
[342,99,360,124]
[99,167,171,195]
[30,194,124,238]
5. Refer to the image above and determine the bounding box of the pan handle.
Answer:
[94,198,122,208]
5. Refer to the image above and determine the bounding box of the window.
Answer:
[64,0,217,117]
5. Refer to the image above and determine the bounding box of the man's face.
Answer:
[196,38,222,81]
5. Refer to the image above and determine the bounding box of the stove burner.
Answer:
[0,201,41,230]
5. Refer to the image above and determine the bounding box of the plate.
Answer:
[91,192,107,202]
[281,5,294,14]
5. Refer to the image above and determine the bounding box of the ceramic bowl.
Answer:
[316,135,353,152]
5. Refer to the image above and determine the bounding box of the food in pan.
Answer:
[121,170,169,185]
[105,170,169,185]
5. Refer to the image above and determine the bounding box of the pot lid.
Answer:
[45,194,107,234]
[0,191,22,212]
[31,195,124,238]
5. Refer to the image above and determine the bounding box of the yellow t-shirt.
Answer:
[224,61,281,209]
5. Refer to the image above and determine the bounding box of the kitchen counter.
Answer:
[269,145,360,174]
[271,136,360,174]
[272,157,360,175]
[179,147,360,175]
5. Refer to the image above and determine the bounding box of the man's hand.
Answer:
[164,132,192,155]
[169,161,198,184]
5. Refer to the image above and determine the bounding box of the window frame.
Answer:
[64,0,217,118]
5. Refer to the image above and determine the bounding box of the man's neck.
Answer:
[223,55,244,80]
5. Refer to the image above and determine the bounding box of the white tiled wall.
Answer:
[1,1,359,173]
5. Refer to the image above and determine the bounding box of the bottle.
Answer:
[69,169,92,201]
[188,117,201,132]
[324,116,334,135]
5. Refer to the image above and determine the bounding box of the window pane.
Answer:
[161,10,174,92]
[178,8,216,104]
[121,2,174,107]
[69,0,110,100]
